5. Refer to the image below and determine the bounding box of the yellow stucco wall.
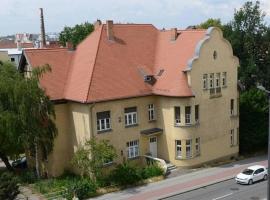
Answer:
[0,51,9,62]
[47,27,239,176]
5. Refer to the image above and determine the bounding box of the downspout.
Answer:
[89,103,96,139]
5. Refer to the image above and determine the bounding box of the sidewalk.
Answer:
[90,155,267,200]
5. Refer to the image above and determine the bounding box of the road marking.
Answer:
[212,193,233,200]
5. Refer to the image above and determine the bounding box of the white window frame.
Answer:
[186,139,192,158]
[195,138,200,155]
[222,72,227,87]
[174,106,181,125]
[216,73,220,88]
[97,112,111,132]
[125,112,137,126]
[185,106,191,125]
[148,104,155,121]
[127,140,139,158]
[209,73,214,89]
[230,129,234,146]
[176,140,182,158]
[230,99,234,115]
[203,74,208,89]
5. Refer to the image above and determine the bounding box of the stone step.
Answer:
[166,163,177,172]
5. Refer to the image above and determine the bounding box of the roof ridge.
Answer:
[25,48,67,52]
[84,25,104,103]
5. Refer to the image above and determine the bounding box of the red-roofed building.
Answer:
[19,21,239,177]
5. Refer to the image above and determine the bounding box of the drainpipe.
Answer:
[89,103,96,139]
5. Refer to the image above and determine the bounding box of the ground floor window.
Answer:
[230,129,238,146]
[127,140,139,158]
[195,138,200,155]
[175,140,182,158]
[186,139,192,158]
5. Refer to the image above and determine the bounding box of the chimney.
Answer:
[94,19,102,30]
[106,20,114,41]
[16,40,22,50]
[171,28,177,41]
[39,8,46,48]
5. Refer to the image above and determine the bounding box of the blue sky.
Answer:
[1,0,270,36]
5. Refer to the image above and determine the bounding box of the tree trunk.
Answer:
[35,141,40,179]
[0,151,14,171]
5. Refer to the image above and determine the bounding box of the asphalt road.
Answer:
[163,179,267,200]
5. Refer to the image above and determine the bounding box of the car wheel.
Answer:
[264,174,268,180]
[248,179,253,185]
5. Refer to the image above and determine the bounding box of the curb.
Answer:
[158,176,234,200]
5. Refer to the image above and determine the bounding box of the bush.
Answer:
[0,172,20,200]
[33,174,97,200]
[140,164,164,179]
[18,169,37,184]
[66,177,97,199]
[110,163,142,186]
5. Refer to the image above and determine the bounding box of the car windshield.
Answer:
[242,169,254,175]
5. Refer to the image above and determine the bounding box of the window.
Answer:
[96,111,111,132]
[203,74,208,89]
[176,140,182,158]
[215,73,220,88]
[10,57,15,62]
[174,106,181,125]
[195,138,200,155]
[230,129,234,146]
[127,140,139,158]
[186,140,192,158]
[195,105,199,122]
[148,104,155,121]
[222,72,227,87]
[230,99,234,115]
[125,107,137,126]
[185,106,191,124]
[209,73,214,89]
[213,51,217,59]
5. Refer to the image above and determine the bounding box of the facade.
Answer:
[19,20,239,176]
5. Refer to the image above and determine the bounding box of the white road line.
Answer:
[212,193,233,200]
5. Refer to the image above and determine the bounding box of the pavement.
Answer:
[89,155,268,200]
[166,178,267,200]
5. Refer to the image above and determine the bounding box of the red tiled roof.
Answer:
[23,23,207,103]
[0,40,34,49]
[24,48,74,100]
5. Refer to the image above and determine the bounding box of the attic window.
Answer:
[213,51,217,60]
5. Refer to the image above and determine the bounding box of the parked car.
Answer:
[12,157,27,169]
[235,165,267,185]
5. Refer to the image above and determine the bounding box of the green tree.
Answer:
[59,22,94,48]
[72,138,117,180]
[239,88,268,153]
[223,1,270,89]
[0,61,57,177]
[197,18,224,29]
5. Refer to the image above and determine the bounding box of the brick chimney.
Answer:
[40,8,46,48]
[106,20,114,41]
[94,19,102,30]
[171,28,177,41]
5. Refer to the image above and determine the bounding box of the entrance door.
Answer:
[149,137,157,157]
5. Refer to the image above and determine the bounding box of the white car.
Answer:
[235,165,268,185]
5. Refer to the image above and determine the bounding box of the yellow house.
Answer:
[0,51,9,62]
[19,20,239,176]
